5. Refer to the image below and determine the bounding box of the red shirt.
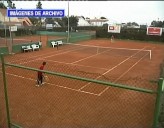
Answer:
[38,65,45,76]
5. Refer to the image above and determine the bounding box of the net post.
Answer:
[153,78,163,128]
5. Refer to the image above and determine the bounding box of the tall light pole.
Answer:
[7,0,13,54]
[67,0,70,43]
[2,2,11,128]
[2,0,7,46]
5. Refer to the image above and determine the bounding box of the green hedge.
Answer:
[1,27,163,42]
[12,42,40,53]
[39,26,99,32]
[96,28,164,42]
[0,47,9,54]
[69,35,96,43]
[0,28,36,38]
[0,29,10,37]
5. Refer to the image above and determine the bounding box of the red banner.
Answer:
[108,25,121,33]
[147,27,162,36]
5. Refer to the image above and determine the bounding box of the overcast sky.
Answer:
[3,1,164,25]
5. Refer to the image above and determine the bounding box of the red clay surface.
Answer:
[1,37,164,128]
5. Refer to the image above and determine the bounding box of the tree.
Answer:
[132,22,139,26]
[12,3,16,9]
[151,20,157,27]
[29,18,40,26]
[127,22,132,26]
[157,21,163,27]
[62,16,79,27]
[57,16,78,29]
[102,23,108,30]
[45,18,54,24]
[36,0,42,9]
[6,0,16,9]
[56,18,64,27]
[127,22,139,26]
[140,25,147,29]
[36,0,43,27]
[151,20,164,27]
[7,0,12,8]
[0,2,7,9]
[61,16,68,27]
[69,16,79,27]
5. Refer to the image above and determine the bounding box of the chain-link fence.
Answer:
[0,51,163,128]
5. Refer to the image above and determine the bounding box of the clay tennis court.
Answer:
[1,38,164,127]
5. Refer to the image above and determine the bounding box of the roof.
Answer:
[18,17,33,26]
[86,19,108,22]
[3,21,22,26]
[0,9,33,26]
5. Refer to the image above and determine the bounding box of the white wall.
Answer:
[78,17,90,26]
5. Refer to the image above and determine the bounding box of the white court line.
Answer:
[71,48,113,64]
[40,59,108,71]
[78,46,149,91]
[0,46,85,72]
[8,45,89,66]
[66,43,151,52]
[9,44,83,63]
[98,46,155,96]
[5,72,100,96]
[39,45,92,59]
[98,51,151,96]
[2,45,152,96]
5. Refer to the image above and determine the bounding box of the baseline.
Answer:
[5,72,100,96]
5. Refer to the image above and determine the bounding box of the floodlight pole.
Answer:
[67,0,70,43]
[9,17,13,54]
[4,24,7,45]
[3,3,7,45]
[7,1,13,54]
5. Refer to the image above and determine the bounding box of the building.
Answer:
[86,18,108,26]
[77,16,91,26]
[18,17,33,26]
[0,9,33,28]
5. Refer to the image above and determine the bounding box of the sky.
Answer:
[2,1,164,25]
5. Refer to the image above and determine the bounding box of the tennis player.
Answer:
[36,61,46,86]
[56,41,59,50]
[111,35,114,43]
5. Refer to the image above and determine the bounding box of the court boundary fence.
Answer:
[0,53,164,128]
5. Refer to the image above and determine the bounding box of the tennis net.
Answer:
[63,43,152,60]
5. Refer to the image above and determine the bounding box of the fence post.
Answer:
[0,53,11,128]
[153,78,164,128]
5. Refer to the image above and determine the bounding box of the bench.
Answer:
[51,40,63,48]
[22,45,32,52]
[31,44,40,51]
[56,40,63,45]
[51,41,58,48]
